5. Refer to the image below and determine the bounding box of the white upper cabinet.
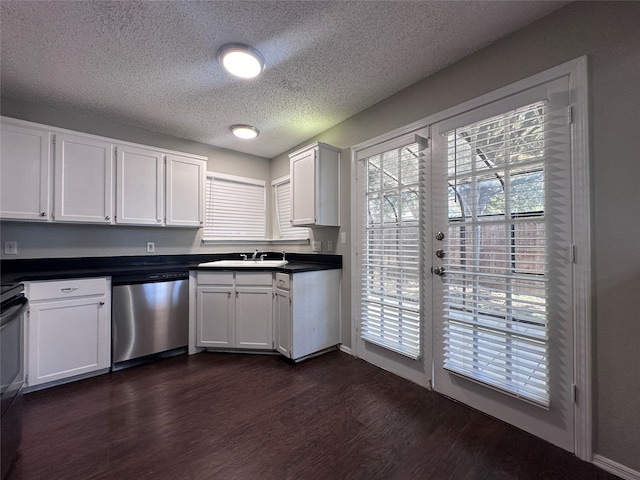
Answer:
[165,154,205,227]
[54,133,114,224]
[0,120,52,220]
[116,144,164,225]
[289,142,340,227]
[0,117,207,228]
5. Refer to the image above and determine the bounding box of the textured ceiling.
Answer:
[1,1,568,159]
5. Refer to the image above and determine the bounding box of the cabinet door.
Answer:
[54,133,114,223]
[0,122,51,220]
[196,286,235,348]
[290,148,316,226]
[116,145,164,225]
[166,154,204,227]
[235,287,273,350]
[27,296,110,387]
[274,289,292,358]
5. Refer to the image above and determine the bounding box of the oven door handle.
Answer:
[1,296,28,329]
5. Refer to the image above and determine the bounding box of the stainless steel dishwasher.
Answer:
[111,271,189,369]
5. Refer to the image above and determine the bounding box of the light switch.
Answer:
[340,232,347,244]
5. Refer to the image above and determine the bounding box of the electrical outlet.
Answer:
[327,240,333,251]
[312,240,322,252]
[340,232,347,244]
[4,241,17,255]
[146,242,155,253]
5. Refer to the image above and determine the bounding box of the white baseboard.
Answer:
[339,344,354,356]
[593,454,640,480]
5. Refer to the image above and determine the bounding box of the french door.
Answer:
[355,74,578,452]
[430,77,575,452]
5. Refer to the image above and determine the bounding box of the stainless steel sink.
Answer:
[198,260,288,267]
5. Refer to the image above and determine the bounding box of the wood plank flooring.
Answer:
[8,351,616,480]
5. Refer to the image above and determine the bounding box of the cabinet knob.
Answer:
[99,301,105,306]
[40,212,46,217]
[105,215,111,221]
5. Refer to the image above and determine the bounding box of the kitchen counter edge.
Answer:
[1,254,342,284]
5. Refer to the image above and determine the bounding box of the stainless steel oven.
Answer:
[1,283,27,480]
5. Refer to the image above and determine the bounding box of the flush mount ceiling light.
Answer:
[217,43,265,79]
[230,124,260,139]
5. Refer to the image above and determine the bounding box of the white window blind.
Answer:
[358,140,423,359]
[203,173,266,241]
[441,101,554,406]
[272,177,309,240]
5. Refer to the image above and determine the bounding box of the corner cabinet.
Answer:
[289,142,340,227]
[24,277,111,389]
[0,121,52,221]
[274,270,340,361]
[196,272,273,350]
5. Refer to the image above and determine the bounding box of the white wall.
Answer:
[271,2,640,472]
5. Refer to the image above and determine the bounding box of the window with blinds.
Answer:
[441,101,552,406]
[359,141,422,359]
[272,177,309,240]
[203,173,266,241]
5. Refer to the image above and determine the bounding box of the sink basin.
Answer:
[198,260,288,268]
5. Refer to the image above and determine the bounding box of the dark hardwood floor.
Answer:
[9,351,616,480]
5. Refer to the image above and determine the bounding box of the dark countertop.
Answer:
[1,253,342,285]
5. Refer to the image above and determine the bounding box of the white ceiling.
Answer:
[0,1,568,159]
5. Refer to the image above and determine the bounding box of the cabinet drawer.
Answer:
[275,273,290,291]
[197,271,234,285]
[28,277,109,301]
[235,272,273,286]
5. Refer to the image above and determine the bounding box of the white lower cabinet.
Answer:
[274,270,340,361]
[196,272,273,350]
[24,277,111,389]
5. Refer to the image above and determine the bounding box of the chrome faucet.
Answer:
[282,250,286,261]
[260,254,267,261]
[251,249,259,260]
[240,254,247,261]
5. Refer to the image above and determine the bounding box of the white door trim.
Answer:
[350,56,591,460]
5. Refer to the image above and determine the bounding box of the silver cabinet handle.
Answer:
[435,249,446,259]
[40,212,46,217]
[61,287,79,293]
[99,301,105,306]
[105,215,111,220]
[433,267,445,276]
[435,232,445,241]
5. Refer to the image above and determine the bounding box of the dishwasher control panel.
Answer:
[147,271,189,281]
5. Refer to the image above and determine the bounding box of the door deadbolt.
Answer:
[435,232,445,241]
[433,266,445,276]
[435,249,446,259]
